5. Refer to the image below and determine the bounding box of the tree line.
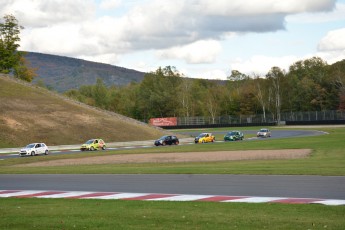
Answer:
[65,58,345,122]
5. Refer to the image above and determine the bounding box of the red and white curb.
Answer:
[0,190,344,206]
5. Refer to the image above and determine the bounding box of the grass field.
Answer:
[1,197,344,230]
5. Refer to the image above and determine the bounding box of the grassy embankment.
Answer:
[0,75,165,148]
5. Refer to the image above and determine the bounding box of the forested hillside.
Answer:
[64,57,345,122]
[25,52,145,92]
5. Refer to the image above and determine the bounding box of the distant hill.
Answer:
[24,52,146,92]
[0,74,165,147]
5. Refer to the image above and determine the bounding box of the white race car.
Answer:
[257,128,271,138]
[19,143,49,156]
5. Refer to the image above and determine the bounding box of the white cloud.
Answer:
[193,0,335,16]
[287,2,345,23]
[230,55,298,75]
[0,0,95,27]
[99,0,122,10]
[20,24,86,55]
[78,53,119,65]
[316,27,345,65]
[318,28,345,51]
[9,0,336,57]
[317,50,345,65]
[1,0,343,78]
[156,40,222,64]
[196,69,228,80]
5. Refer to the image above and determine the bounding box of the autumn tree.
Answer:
[0,14,36,82]
[13,53,37,82]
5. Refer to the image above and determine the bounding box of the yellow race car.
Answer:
[194,133,215,143]
[80,139,106,151]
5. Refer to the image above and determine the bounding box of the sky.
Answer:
[1,0,345,80]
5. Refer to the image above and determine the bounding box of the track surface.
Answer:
[1,174,344,200]
[0,129,326,159]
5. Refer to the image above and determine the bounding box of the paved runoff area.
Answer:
[1,190,344,206]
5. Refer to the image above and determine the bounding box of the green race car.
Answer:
[224,131,244,141]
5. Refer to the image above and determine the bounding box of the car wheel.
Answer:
[102,146,106,150]
[44,150,48,155]
[90,146,95,151]
[31,151,35,156]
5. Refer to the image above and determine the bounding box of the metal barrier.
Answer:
[157,110,345,128]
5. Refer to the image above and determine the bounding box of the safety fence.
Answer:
[154,110,345,129]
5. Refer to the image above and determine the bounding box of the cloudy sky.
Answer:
[1,0,345,80]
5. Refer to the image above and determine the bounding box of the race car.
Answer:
[224,131,244,141]
[154,135,179,146]
[19,143,49,156]
[257,128,271,138]
[80,139,106,151]
[194,133,215,143]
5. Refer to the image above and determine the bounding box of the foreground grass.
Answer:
[1,198,344,230]
[1,127,344,175]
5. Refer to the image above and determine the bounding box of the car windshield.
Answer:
[260,129,268,132]
[197,133,207,137]
[26,144,35,148]
[227,132,238,135]
[159,136,168,140]
[85,139,94,144]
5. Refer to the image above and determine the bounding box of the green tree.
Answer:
[177,77,193,118]
[0,14,22,74]
[93,78,109,108]
[266,67,284,123]
[253,75,268,121]
[204,82,222,123]
[137,66,182,119]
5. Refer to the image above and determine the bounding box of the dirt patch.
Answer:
[1,116,27,131]
[16,149,311,167]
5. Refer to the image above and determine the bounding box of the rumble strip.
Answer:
[0,190,344,206]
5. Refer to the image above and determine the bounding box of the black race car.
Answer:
[154,135,179,146]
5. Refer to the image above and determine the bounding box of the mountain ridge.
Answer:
[25,51,146,92]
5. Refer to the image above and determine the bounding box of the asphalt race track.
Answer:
[1,174,345,200]
[0,129,327,159]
